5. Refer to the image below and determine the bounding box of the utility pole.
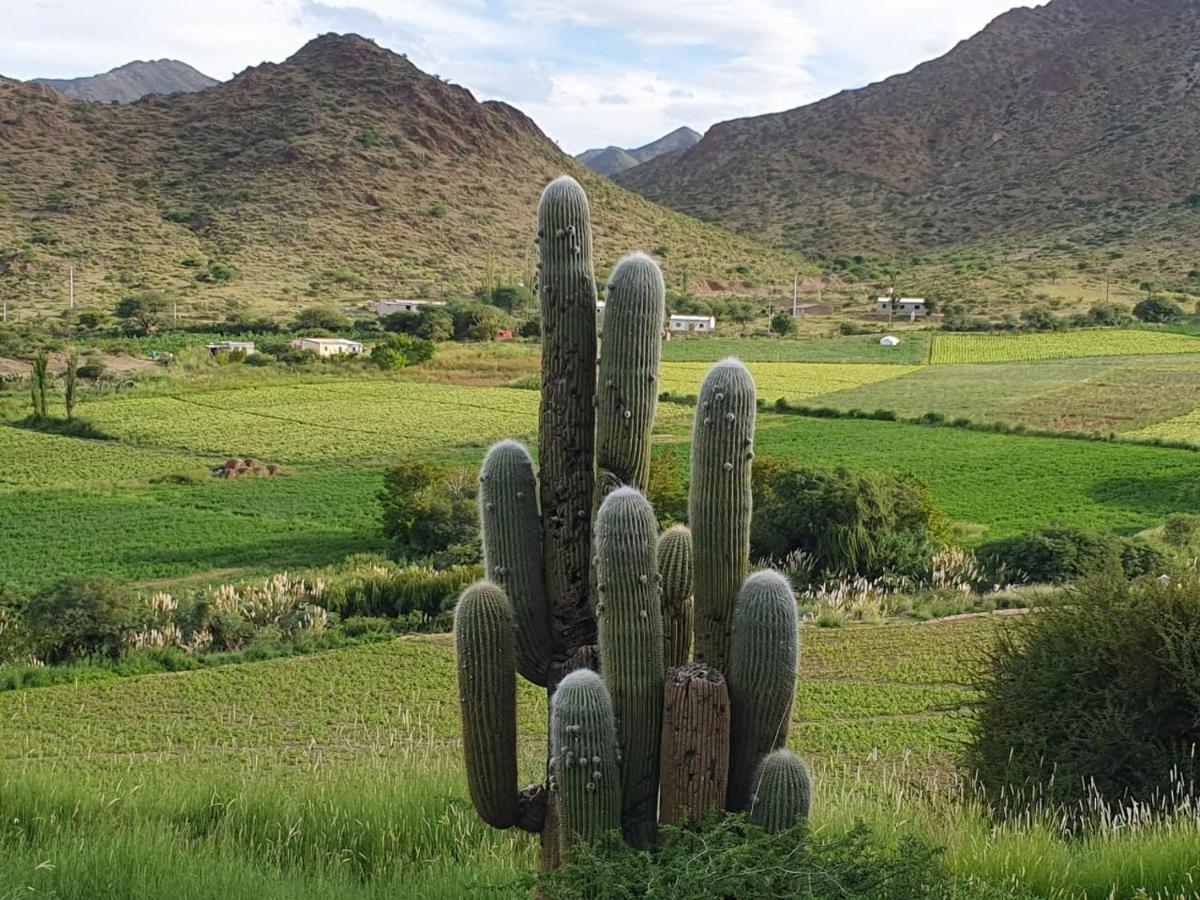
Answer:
[791,274,799,316]
[69,265,74,310]
[173,301,179,326]
[2,301,6,324]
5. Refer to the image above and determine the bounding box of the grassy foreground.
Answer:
[3,619,1200,897]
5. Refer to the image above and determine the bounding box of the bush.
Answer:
[21,576,136,663]
[1163,513,1200,548]
[534,817,967,900]
[966,574,1200,819]
[321,558,478,629]
[769,312,796,336]
[750,460,949,580]
[1133,296,1184,324]
[292,305,350,332]
[977,525,1164,584]
[370,334,435,369]
[379,460,479,567]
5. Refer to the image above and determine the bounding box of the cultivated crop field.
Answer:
[660,361,918,404]
[930,329,1200,364]
[661,333,931,364]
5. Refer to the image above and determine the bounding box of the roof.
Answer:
[294,337,362,346]
[669,314,716,322]
[897,298,926,304]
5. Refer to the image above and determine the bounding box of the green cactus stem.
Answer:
[536,175,599,674]
[454,581,520,829]
[747,749,812,833]
[657,524,694,669]
[595,252,665,500]
[479,439,552,686]
[550,668,622,859]
[689,358,756,672]
[726,569,799,811]
[595,486,664,848]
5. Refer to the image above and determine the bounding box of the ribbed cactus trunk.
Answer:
[726,570,800,811]
[479,440,551,687]
[657,524,694,669]
[537,175,598,670]
[747,749,812,833]
[659,662,730,826]
[595,253,665,499]
[595,487,665,848]
[454,581,519,829]
[551,669,622,859]
[689,359,756,672]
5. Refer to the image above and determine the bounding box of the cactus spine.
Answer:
[595,253,665,498]
[657,524,694,669]
[595,487,664,848]
[550,668,622,858]
[479,440,552,686]
[536,175,598,667]
[454,581,519,829]
[747,749,812,833]
[689,358,756,673]
[659,662,730,826]
[726,570,799,811]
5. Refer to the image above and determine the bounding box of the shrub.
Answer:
[966,574,1200,818]
[769,312,796,336]
[22,576,136,663]
[534,817,965,900]
[1163,513,1200,548]
[1133,296,1184,324]
[370,334,435,369]
[750,459,949,580]
[321,559,478,628]
[977,526,1164,584]
[292,304,350,332]
[378,460,479,566]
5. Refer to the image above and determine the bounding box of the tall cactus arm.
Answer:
[747,749,813,833]
[536,175,599,672]
[657,524,694,669]
[454,581,520,829]
[479,439,552,686]
[550,668,622,859]
[595,486,665,848]
[689,358,756,672]
[726,569,799,811]
[595,252,666,499]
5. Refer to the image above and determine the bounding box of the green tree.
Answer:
[379,460,479,566]
[769,312,796,336]
[292,304,350,332]
[23,576,136,663]
[729,302,755,334]
[417,307,455,341]
[115,292,171,335]
[64,349,79,421]
[370,334,436,369]
[1133,296,1184,324]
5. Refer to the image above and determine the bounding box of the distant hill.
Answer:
[578,126,701,177]
[32,59,218,103]
[616,0,1200,294]
[0,37,805,316]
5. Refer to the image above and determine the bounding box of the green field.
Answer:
[660,361,918,403]
[661,333,931,364]
[930,329,1200,364]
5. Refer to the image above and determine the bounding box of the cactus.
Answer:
[595,253,665,499]
[479,440,552,686]
[454,581,519,828]
[595,487,664,848]
[747,749,812,833]
[726,570,799,811]
[550,668,622,858]
[689,358,756,672]
[659,662,729,825]
[537,175,598,666]
[657,524,694,669]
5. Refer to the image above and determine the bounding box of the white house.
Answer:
[876,297,927,319]
[206,341,256,355]
[880,335,901,347]
[291,337,366,357]
[374,299,446,316]
[668,314,716,334]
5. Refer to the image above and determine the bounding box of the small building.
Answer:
[206,341,256,356]
[374,299,446,316]
[791,303,834,317]
[876,297,927,319]
[880,335,901,347]
[668,314,716,334]
[290,337,366,357]
[496,329,513,341]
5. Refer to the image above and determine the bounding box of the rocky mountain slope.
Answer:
[32,59,218,103]
[617,0,1200,267]
[578,126,701,177]
[0,37,804,316]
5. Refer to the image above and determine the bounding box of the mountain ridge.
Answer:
[31,59,218,103]
[578,126,701,177]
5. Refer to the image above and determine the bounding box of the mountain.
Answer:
[616,0,1200,282]
[0,37,805,317]
[578,126,702,177]
[31,59,218,103]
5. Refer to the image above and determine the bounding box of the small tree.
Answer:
[1133,296,1184,324]
[370,334,436,370]
[23,576,136,663]
[115,292,171,335]
[730,302,755,335]
[64,349,79,421]
[769,312,796,337]
[30,353,49,422]
[292,304,350,332]
[379,460,479,566]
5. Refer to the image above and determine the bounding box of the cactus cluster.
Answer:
[453,176,813,865]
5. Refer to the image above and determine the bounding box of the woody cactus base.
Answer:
[453,176,812,865]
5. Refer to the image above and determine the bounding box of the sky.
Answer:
[4,0,1033,154]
